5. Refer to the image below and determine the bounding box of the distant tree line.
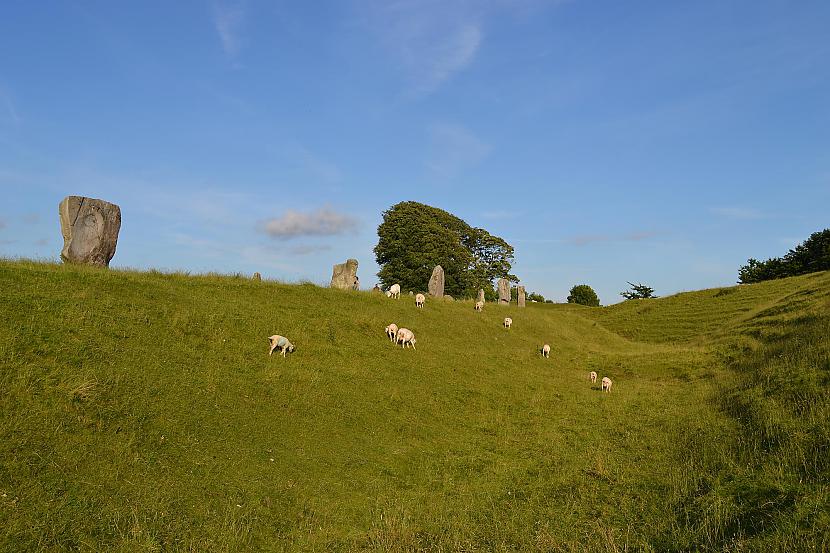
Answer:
[739,229,830,284]
[374,201,516,298]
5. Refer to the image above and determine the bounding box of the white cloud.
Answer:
[709,206,765,220]
[258,207,359,239]
[212,1,246,58]
[426,122,491,177]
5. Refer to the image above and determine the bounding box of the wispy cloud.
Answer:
[0,85,20,124]
[212,1,246,58]
[258,207,359,240]
[512,230,661,246]
[709,206,765,220]
[361,1,483,96]
[426,122,491,177]
[288,244,333,256]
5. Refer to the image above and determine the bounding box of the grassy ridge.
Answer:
[1,260,828,551]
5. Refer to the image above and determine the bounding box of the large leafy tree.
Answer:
[374,202,515,297]
[739,229,830,283]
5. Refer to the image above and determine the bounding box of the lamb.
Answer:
[503,317,513,329]
[474,301,484,312]
[415,293,425,308]
[590,371,598,384]
[386,283,401,299]
[542,344,551,358]
[268,335,295,357]
[395,327,416,349]
[602,376,613,392]
[385,323,399,342]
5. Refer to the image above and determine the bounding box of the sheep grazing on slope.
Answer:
[385,323,399,342]
[386,283,401,299]
[268,335,295,357]
[602,377,613,392]
[474,301,484,312]
[395,328,416,349]
[590,371,598,384]
[503,317,513,329]
[415,293,425,308]
[542,344,551,358]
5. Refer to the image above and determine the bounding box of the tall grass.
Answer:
[1,259,828,551]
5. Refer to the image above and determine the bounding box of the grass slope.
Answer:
[1,260,828,551]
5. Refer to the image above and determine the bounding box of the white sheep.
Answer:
[385,323,399,342]
[602,377,613,392]
[474,301,484,312]
[268,335,295,357]
[386,283,401,299]
[395,327,416,349]
[415,293,425,308]
[590,371,598,384]
[503,317,513,329]
[542,344,551,358]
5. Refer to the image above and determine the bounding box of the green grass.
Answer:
[1,259,828,551]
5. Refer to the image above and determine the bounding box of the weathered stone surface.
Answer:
[59,196,121,267]
[330,258,359,290]
[497,278,510,305]
[444,295,454,301]
[518,286,526,307]
[428,265,444,297]
[477,289,485,304]
[252,272,262,281]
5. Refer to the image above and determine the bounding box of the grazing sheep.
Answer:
[542,344,551,358]
[268,335,295,357]
[395,328,417,349]
[474,301,484,312]
[602,377,613,392]
[386,283,401,299]
[590,371,598,384]
[415,293,425,308]
[385,323,399,342]
[503,317,513,329]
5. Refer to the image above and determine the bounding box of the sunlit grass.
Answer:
[1,259,827,551]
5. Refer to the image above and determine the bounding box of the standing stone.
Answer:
[59,196,121,267]
[252,272,262,281]
[497,278,510,305]
[477,289,485,304]
[330,258,359,290]
[444,295,454,301]
[428,265,444,297]
[518,286,526,307]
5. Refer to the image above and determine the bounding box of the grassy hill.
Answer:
[1,260,828,552]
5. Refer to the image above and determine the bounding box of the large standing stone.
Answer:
[497,278,510,305]
[330,258,359,290]
[252,272,262,281]
[477,289,485,304]
[428,265,444,297]
[59,196,121,267]
[518,286,526,307]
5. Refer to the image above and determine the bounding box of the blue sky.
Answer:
[1,1,828,304]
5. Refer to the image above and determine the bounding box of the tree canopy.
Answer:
[620,282,657,300]
[739,229,830,284]
[374,201,516,298]
[567,284,600,307]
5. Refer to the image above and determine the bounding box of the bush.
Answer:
[621,282,657,300]
[567,284,600,307]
